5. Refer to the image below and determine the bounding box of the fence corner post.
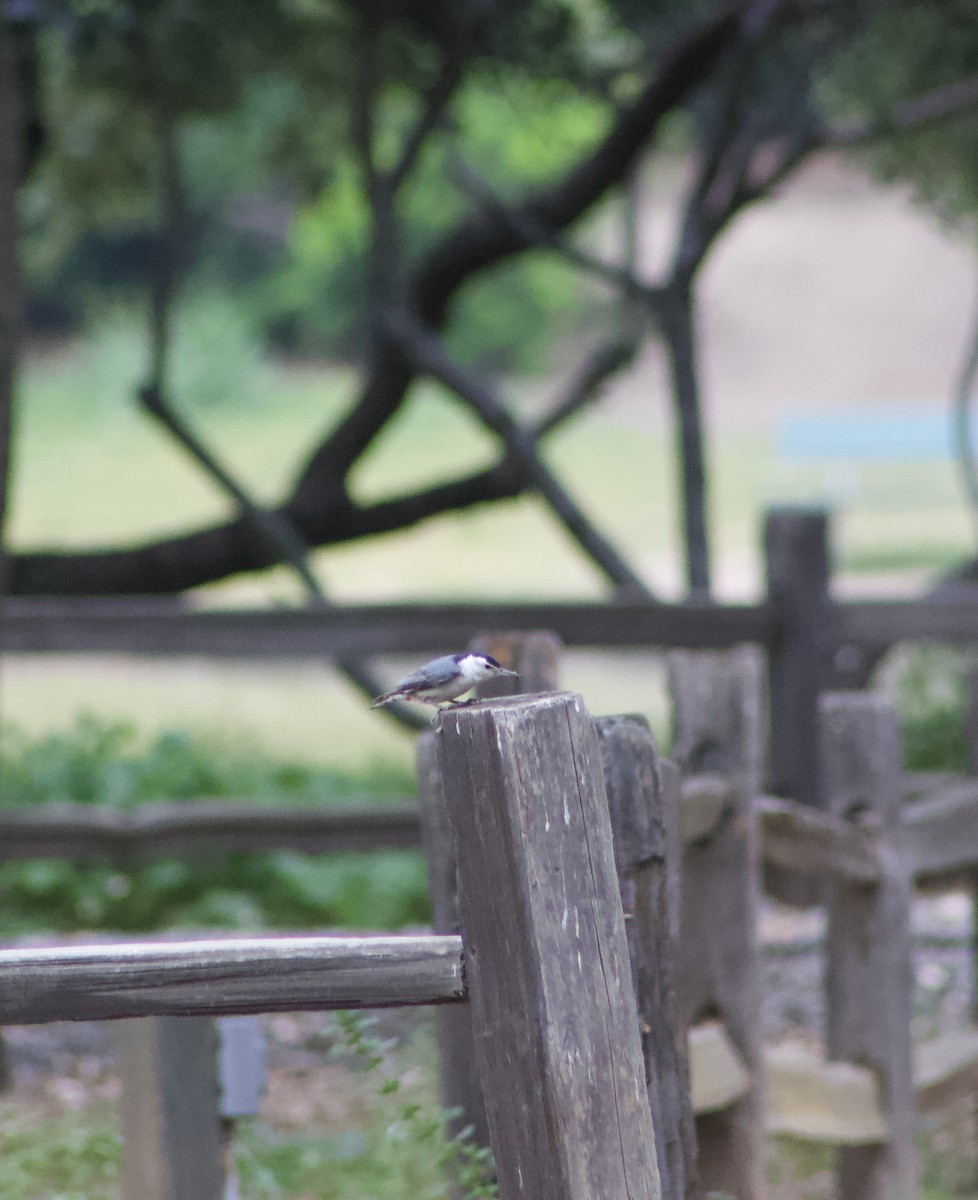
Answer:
[820,691,917,1200]
[669,646,765,1200]
[595,714,698,1200]
[436,692,661,1200]
[763,507,831,808]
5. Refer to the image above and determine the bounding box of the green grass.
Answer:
[0,1101,121,1199]
[0,1019,499,1200]
[7,323,975,760]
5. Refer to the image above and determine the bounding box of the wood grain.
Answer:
[436,692,661,1200]
[821,692,918,1200]
[669,648,765,1200]
[0,935,465,1024]
[596,715,698,1200]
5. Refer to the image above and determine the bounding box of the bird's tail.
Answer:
[370,691,397,709]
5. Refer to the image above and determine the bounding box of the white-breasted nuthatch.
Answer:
[370,652,518,709]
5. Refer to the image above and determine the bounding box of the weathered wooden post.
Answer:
[669,647,765,1200]
[436,693,661,1200]
[764,508,831,808]
[118,1017,225,1200]
[820,692,917,1200]
[418,631,560,1153]
[596,715,698,1200]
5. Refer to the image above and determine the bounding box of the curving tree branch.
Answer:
[10,5,747,598]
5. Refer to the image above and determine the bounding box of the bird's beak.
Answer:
[501,668,519,677]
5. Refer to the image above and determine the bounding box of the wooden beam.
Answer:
[118,1018,225,1200]
[669,648,766,1200]
[0,935,465,1024]
[821,693,918,1200]
[1,597,776,658]
[764,509,831,808]
[836,594,978,647]
[688,1022,751,1114]
[763,1043,888,1145]
[436,693,661,1200]
[0,802,421,862]
[902,779,978,882]
[596,718,698,1200]
[758,795,884,883]
[914,1028,978,1115]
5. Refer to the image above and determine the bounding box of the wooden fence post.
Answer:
[820,693,917,1200]
[117,1017,225,1200]
[595,715,698,1200]
[669,647,765,1200]
[435,693,661,1200]
[764,508,831,808]
[417,631,561,1154]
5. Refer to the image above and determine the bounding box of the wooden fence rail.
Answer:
[0,934,466,1023]
[5,775,976,888]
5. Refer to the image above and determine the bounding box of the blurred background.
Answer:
[4,3,978,1194]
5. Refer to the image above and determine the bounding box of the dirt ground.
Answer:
[601,153,977,435]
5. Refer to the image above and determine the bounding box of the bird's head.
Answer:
[456,652,519,685]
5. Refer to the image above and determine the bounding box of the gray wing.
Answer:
[412,655,462,687]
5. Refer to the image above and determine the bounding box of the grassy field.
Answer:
[4,328,974,765]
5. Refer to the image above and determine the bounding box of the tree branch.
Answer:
[817,73,978,149]
[414,5,744,327]
[389,310,652,595]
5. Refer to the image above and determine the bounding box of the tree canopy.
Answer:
[4,0,978,618]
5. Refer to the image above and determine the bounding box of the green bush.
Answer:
[0,717,426,935]
[887,646,977,773]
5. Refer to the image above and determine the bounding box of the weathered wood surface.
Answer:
[764,508,831,808]
[670,648,765,1200]
[836,593,978,647]
[419,631,561,1160]
[436,693,661,1200]
[821,693,918,1200]
[914,1028,978,1115]
[118,1017,225,1200]
[417,730,491,1156]
[0,935,465,1024]
[758,795,884,884]
[596,717,698,1200]
[901,779,978,881]
[0,802,420,862]
[763,1044,888,1145]
[2,596,775,657]
[688,1021,751,1114]
[691,1030,978,1138]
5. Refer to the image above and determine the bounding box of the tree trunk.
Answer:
[660,283,711,599]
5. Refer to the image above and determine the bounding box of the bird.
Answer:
[370,652,518,709]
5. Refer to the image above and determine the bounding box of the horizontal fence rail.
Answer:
[0,802,420,862]
[2,772,973,884]
[6,592,978,662]
[1,598,778,657]
[0,934,466,1024]
[834,597,978,647]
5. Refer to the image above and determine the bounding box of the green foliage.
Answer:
[22,2,616,369]
[888,646,977,773]
[0,716,426,935]
[325,1012,498,1200]
[0,1102,120,1199]
[825,3,978,224]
